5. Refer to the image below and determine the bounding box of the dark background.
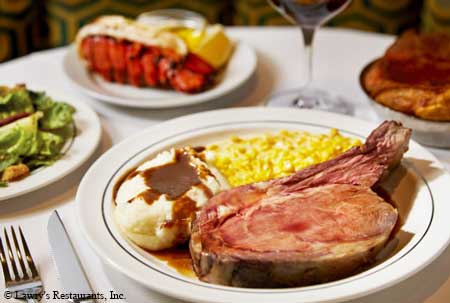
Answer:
[0,0,448,62]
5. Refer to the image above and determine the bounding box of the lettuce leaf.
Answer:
[0,112,42,173]
[38,131,64,156]
[0,87,34,120]
[0,93,13,105]
[24,157,57,170]
[32,91,75,130]
[23,131,67,170]
[0,153,19,172]
[40,102,75,130]
[0,112,42,157]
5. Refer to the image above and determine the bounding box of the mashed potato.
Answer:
[114,147,224,251]
[205,129,361,187]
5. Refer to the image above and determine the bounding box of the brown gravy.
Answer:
[142,153,201,200]
[113,150,209,209]
[149,245,195,277]
[112,166,136,202]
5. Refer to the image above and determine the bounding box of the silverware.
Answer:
[47,210,95,303]
[0,226,43,303]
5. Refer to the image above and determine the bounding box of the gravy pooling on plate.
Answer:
[149,244,194,277]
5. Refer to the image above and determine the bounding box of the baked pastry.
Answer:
[363,31,450,121]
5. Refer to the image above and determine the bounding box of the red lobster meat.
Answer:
[80,36,215,93]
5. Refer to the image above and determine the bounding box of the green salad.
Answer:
[0,85,76,186]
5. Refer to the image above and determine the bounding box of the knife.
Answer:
[48,210,95,303]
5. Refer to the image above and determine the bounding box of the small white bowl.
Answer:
[137,9,206,29]
[360,60,450,149]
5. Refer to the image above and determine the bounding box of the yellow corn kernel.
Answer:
[205,129,361,187]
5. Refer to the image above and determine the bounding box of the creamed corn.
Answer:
[205,129,361,187]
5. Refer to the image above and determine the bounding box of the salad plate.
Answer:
[1,84,101,201]
[77,108,450,303]
[63,41,256,109]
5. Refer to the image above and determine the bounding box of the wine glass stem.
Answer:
[301,27,315,88]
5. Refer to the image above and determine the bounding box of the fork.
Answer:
[0,227,43,303]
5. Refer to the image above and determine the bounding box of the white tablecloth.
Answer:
[1,27,450,303]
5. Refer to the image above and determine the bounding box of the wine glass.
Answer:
[266,0,352,114]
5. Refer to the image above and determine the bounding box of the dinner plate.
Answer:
[63,41,257,108]
[77,108,450,303]
[1,85,102,201]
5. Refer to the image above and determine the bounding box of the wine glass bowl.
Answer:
[266,0,353,114]
[268,0,351,27]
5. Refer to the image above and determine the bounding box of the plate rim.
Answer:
[0,83,102,201]
[76,108,450,303]
[62,41,257,109]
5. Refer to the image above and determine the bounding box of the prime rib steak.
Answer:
[190,121,412,288]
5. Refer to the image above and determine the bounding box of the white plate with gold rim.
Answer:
[77,108,450,303]
[63,41,256,109]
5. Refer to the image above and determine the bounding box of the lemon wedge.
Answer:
[176,25,233,69]
[176,28,203,49]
